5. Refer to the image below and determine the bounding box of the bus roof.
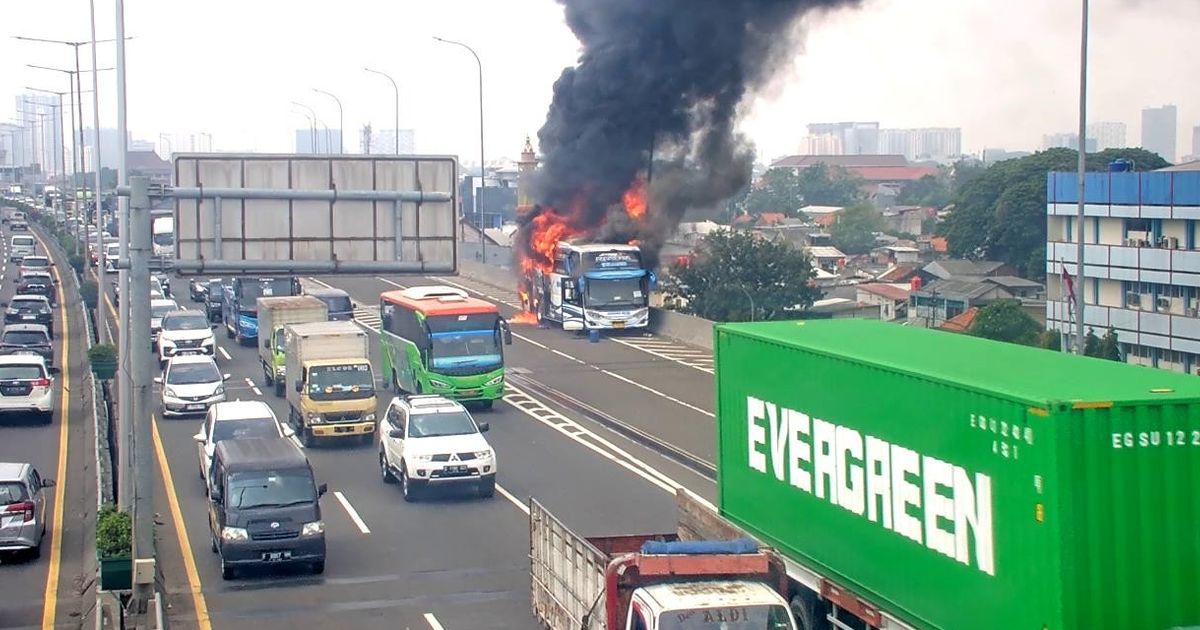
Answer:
[381,287,499,316]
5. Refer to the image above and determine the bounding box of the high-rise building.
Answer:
[878,129,912,159]
[1042,132,1097,153]
[369,129,416,155]
[806,122,878,155]
[1046,166,1200,373]
[1087,122,1127,150]
[911,128,962,161]
[294,129,342,154]
[1141,105,1177,162]
[1191,125,1200,161]
[15,94,63,175]
[801,133,843,155]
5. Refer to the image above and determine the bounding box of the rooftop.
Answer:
[807,246,846,259]
[917,278,1004,301]
[848,165,940,182]
[857,283,911,301]
[923,259,1009,280]
[799,205,844,215]
[1157,160,1200,172]
[939,306,980,333]
[640,581,783,612]
[984,275,1044,290]
[771,154,909,169]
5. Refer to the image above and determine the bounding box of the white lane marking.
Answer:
[289,435,304,450]
[218,346,231,361]
[610,337,714,374]
[423,613,446,630]
[495,483,529,516]
[333,491,371,534]
[243,377,263,397]
[511,331,548,350]
[376,277,406,289]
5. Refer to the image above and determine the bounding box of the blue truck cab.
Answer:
[223,277,301,346]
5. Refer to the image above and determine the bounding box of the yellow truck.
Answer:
[258,295,328,397]
[284,321,377,446]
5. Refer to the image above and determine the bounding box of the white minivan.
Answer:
[9,235,35,263]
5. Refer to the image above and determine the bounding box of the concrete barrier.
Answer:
[458,259,519,293]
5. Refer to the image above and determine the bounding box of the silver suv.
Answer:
[0,355,56,423]
[0,462,55,560]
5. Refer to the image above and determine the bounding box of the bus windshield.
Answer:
[238,279,294,304]
[152,232,174,247]
[426,313,502,369]
[586,277,644,308]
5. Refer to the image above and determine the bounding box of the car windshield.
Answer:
[211,418,278,443]
[21,257,48,268]
[658,605,793,630]
[12,299,47,312]
[0,365,45,380]
[151,303,178,318]
[316,295,352,312]
[162,313,209,331]
[407,410,478,438]
[0,481,29,505]
[586,277,644,307]
[12,237,33,247]
[2,331,48,345]
[228,470,315,509]
[166,362,220,385]
[307,363,373,401]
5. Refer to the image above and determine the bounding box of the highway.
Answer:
[0,220,98,629]
[95,269,721,628]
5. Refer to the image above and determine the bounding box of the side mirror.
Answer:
[192,432,205,444]
[317,483,327,497]
[41,478,56,488]
[282,426,296,438]
[222,373,232,381]
[478,421,490,433]
[48,366,61,375]
[388,429,404,439]
[295,380,303,393]
[500,321,512,346]
[153,376,163,385]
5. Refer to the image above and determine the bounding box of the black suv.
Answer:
[0,324,53,365]
[4,296,54,338]
[204,279,225,322]
[16,272,56,307]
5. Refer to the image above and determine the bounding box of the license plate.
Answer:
[444,465,467,475]
[612,321,625,329]
[2,387,27,395]
[262,551,291,562]
[458,389,479,397]
[21,315,35,320]
[1,515,21,527]
[186,404,206,411]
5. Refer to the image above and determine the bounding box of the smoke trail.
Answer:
[518,0,862,268]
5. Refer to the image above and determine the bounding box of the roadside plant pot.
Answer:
[89,343,118,379]
[96,506,132,591]
[80,281,99,310]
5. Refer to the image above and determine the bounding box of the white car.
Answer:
[150,298,180,351]
[16,255,51,281]
[155,355,228,418]
[378,394,495,502]
[192,400,294,493]
[104,243,120,271]
[0,355,55,423]
[157,310,216,365]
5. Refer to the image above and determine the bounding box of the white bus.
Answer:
[520,241,655,332]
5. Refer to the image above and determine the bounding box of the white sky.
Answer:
[2,0,1197,164]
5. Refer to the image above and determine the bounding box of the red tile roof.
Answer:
[930,236,949,253]
[877,264,918,283]
[858,283,911,302]
[847,166,939,182]
[757,212,786,226]
[939,307,979,333]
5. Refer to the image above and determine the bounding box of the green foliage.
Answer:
[1082,327,1122,361]
[667,229,821,322]
[941,148,1170,278]
[88,343,117,364]
[67,253,85,274]
[1037,329,1062,351]
[1083,328,1102,357]
[95,505,132,558]
[830,204,883,255]
[729,165,863,218]
[968,299,1041,346]
[80,281,99,309]
[897,172,953,208]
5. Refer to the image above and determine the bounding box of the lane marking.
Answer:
[243,377,263,397]
[495,484,530,516]
[609,337,714,374]
[218,346,231,361]
[424,613,446,630]
[39,229,71,630]
[289,435,305,450]
[333,491,371,534]
[510,331,548,350]
[152,415,213,630]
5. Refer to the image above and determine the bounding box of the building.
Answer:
[806,245,847,272]
[855,283,911,320]
[806,122,879,155]
[1088,122,1127,151]
[516,136,538,216]
[798,205,843,228]
[801,133,843,155]
[982,148,1032,164]
[872,245,920,265]
[368,129,416,155]
[127,150,172,184]
[878,129,912,160]
[1043,132,1097,153]
[920,259,1015,283]
[1141,105,1177,162]
[294,129,343,154]
[1046,168,1200,373]
[1190,125,1200,162]
[15,94,63,176]
[907,278,1019,328]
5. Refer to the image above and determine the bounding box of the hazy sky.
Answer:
[2,0,1197,164]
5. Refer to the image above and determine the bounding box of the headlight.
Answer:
[484,375,504,387]
[428,379,450,389]
[364,413,376,423]
[221,526,248,541]
[411,454,433,462]
[306,412,322,424]
[473,450,494,461]
[163,387,178,398]
[202,337,215,346]
[300,520,325,537]
[277,365,287,376]
[160,339,175,349]
[214,385,225,396]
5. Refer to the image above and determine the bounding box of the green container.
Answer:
[90,360,117,380]
[98,556,132,591]
[714,319,1200,630]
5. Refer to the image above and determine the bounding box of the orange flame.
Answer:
[510,311,538,325]
[622,177,647,220]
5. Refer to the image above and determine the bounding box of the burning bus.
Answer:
[519,240,655,332]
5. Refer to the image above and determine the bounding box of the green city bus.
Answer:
[379,286,512,408]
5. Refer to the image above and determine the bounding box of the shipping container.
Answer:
[714,319,1200,630]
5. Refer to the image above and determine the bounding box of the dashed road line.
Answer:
[333,491,371,534]
[218,346,231,361]
[494,484,529,516]
[243,377,263,396]
[423,613,447,630]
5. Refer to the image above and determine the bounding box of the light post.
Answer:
[434,36,488,258]
[22,100,61,180]
[735,285,756,322]
[25,88,71,191]
[312,88,344,154]
[1073,0,1089,355]
[364,67,399,155]
[291,101,321,153]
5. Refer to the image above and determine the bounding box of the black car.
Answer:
[204,279,225,322]
[17,272,56,307]
[0,324,53,365]
[4,296,53,338]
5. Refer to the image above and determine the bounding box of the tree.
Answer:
[728,165,864,218]
[897,172,952,208]
[830,204,882,254]
[1082,326,1122,361]
[794,164,863,207]
[1083,328,1103,357]
[1037,329,1062,351]
[968,299,1041,345]
[737,168,805,217]
[666,229,821,322]
[940,148,1169,279]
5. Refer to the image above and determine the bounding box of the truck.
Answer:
[151,215,175,266]
[284,321,377,447]
[223,276,301,345]
[530,497,798,630]
[520,240,655,332]
[705,319,1200,630]
[257,295,328,397]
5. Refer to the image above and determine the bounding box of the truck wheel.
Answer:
[220,558,236,580]
[310,561,325,575]
[789,593,823,630]
[477,399,494,411]
[379,452,396,484]
[225,326,234,339]
[263,367,273,386]
[300,428,314,448]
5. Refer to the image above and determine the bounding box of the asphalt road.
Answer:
[0,219,98,630]
[95,270,717,629]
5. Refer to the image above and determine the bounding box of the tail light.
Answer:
[4,501,35,522]
[32,377,51,388]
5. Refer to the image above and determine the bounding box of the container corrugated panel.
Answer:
[1109,172,1140,205]
[1084,172,1110,204]
[1140,172,1173,206]
[1054,173,1078,204]
[1174,171,1200,206]
[714,319,1200,630]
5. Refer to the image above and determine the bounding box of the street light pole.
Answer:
[312,88,344,154]
[1073,0,1088,355]
[25,89,69,187]
[364,67,399,155]
[291,101,321,153]
[86,0,109,345]
[434,36,487,257]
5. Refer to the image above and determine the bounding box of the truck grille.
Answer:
[324,412,361,424]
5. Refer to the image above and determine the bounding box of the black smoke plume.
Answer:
[518,0,861,269]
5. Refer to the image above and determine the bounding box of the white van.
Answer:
[9,235,36,263]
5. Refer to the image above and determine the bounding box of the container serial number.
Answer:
[1111,430,1200,449]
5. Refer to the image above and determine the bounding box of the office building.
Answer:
[1141,105,1177,162]
[1087,122,1127,151]
[807,122,879,155]
[15,94,64,175]
[876,128,962,161]
[1045,166,1200,373]
[369,129,416,155]
[878,129,911,159]
[1043,132,1097,153]
[801,133,843,155]
[294,129,342,154]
